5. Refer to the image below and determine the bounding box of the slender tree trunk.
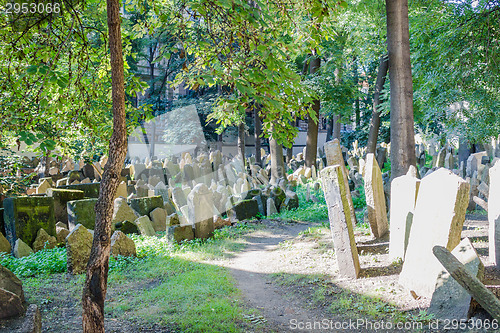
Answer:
[332,115,341,140]
[326,117,334,142]
[353,57,360,128]
[305,56,321,168]
[254,106,261,165]
[217,132,223,152]
[238,122,246,170]
[286,146,293,163]
[367,55,389,154]
[82,1,128,331]
[270,135,285,185]
[386,0,416,179]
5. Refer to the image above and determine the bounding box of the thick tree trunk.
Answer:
[254,106,261,165]
[305,56,321,168]
[386,0,416,179]
[367,55,389,154]
[238,122,246,170]
[270,136,285,185]
[82,1,128,332]
[286,146,293,163]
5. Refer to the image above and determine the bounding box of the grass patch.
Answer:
[10,222,261,332]
[272,181,329,222]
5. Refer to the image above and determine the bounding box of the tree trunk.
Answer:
[353,57,360,128]
[367,55,389,154]
[326,117,334,142]
[304,56,321,168]
[254,106,261,165]
[238,122,246,170]
[286,146,293,163]
[217,132,223,152]
[270,135,285,185]
[82,1,128,332]
[386,0,416,179]
[332,115,341,140]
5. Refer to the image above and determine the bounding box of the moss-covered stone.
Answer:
[0,208,4,236]
[67,198,97,230]
[3,196,56,248]
[114,221,139,235]
[129,196,163,216]
[58,183,100,198]
[229,199,259,221]
[46,188,85,224]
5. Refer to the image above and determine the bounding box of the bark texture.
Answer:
[238,122,246,170]
[270,136,285,185]
[386,0,416,179]
[304,57,321,168]
[254,106,261,165]
[367,55,389,154]
[82,0,128,331]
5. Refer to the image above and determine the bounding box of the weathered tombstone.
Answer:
[112,197,138,225]
[266,198,277,216]
[488,160,500,267]
[428,238,484,320]
[3,196,56,248]
[323,139,357,228]
[0,232,11,253]
[436,147,446,168]
[399,168,469,297]
[58,183,100,198]
[320,165,360,279]
[389,169,420,260]
[36,178,52,194]
[32,228,57,252]
[129,196,163,217]
[110,231,136,257]
[0,264,25,319]
[166,225,194,244]
[134,216,156,236]
[171,187,187,211]
[66,224,93,274]
[150,207,167,232]
[46,188,85,225]
[67,198,98,230]
[229,200,259,221]
[187,184,214,239]
[13,239,33,258]
[364,153,389,238]
[56,222,70,243]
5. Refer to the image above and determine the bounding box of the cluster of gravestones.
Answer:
[321,138,500,321]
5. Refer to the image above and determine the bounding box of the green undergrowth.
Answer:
[271,181,329,222]
[11,222,261,332]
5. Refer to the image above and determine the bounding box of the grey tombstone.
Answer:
[399,168,469,298]
[187,183,214,239]
[67,198,98,230]
[66,224,93,274]
[489,160,500,267]
[364,153,389,238]
[320,165,360,279]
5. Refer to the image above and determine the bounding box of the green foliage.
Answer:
[0,248,67,278]
[352,185,366,209]
[0,149,36,196]
[272,182,329,222]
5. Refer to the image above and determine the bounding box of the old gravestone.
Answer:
[489,159,500,267]
[364,153,389,238]
[323,139,357,228]
[46,188,85,225]
[187,184,214,239]
[389,168,420,260]
[399,168,469,297]
[320,165,360,279]
[0,264,25,319]
[66,224,93,274]
[428,238,484,320]
[129,196,163,217]
[67,198,98,230]
[3,196,56,248]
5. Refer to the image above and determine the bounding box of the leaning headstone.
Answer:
[32,228,57,252]
[134,216,156,236]
[3,196,56,248]
[166,225,194,244]
[0,233,11,253]
[56,222,70,243]
[323,139,357,228]
[150,207,167,232]
[110,231,136,257]
[13,239,33,258]
[187,184,214,239]
[389,169,420,260]
[489,160,500,267]
[66,224,93,274]
[399,168,469,298]
[229,200,259,221]
[320,165,360,279]
[67,198,98,230]
[112,197,138,225]
[166,213,180,227]
[428,238,484,320]
[114,221,139,235]
[364,153,389,238]
[266,198,277,216]
[0,265,25,319]
[36,178,52,194]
